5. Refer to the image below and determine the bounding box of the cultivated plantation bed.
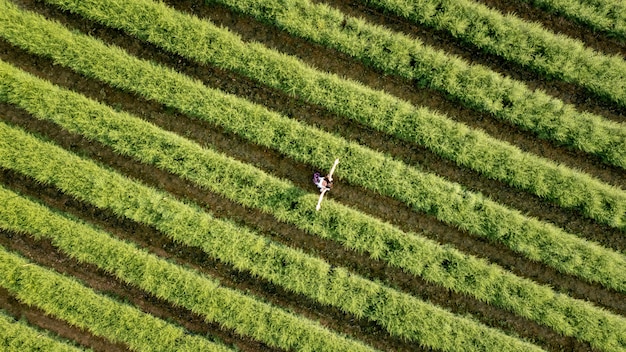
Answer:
[0,0,625,351]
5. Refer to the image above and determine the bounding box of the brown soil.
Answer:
[316,0,626,123]
[473,0,626,57]
[0,285,129,352]
[0,229,278,352]
[0,102,606,352]
[1,0,625,351]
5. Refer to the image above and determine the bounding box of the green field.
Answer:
[0,0,625,351]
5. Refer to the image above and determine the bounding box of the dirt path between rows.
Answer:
[0,109,598,352]
[7,1,626,249]
[474,0,626,57]
[316,0,626,124]
[0,285,128,352]
[0,229,279,352]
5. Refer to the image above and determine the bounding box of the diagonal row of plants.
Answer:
[356,0,626,107]
[1,2,625,293]
[0,237,235,352]
[200,0,626,169]
[0,185,382,352]
[38,0,626,232]
[0,124,550,352]
[519,0,626,40]
[0,310,87,352]
[2,61,626,352]
[0,3,626,291]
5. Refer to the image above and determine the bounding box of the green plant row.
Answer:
[0,124,548,352]
[0,310,87,352]
[39,0,626,234]
[2,61,625,352]
[0,185,379,352]
[358,0,626,107]
[0,242,234,352]
[203,0,626,168]
[521,0,626,40]
[0,3,623,292]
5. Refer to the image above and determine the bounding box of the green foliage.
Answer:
[523,0,626,40]
[0,310,87,352]
[0,130,543,352]
[358,0,626,106]
[1,63,626,351]
[0,3,624,295]
[0,245,233,352]
[0,183,373,352]
[37,0,626,230]
[189,0,626,168]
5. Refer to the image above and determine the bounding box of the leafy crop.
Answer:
[1,61,626,351]
[521,0,626,39]
[39,0,626,231]
[202,0,626,168]
[0,125,549,352]
[1,3,624,294]
[359,0,626,107]
[0,239,234,352]
[0,310,87,352]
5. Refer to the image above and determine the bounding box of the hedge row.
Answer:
[359,0,626,107]
[0,310,86,352]
[521,0,626,40]
[39,0,626,231]
[1,3,624,292]
[0,237,234,351]
[2,61,626,351]
[203,0,626,168]
[0,123,548,351]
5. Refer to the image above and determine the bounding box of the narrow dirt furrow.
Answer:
[314,0,626,124]
[473,0,626,57]
[1,4,624,254]
[0,171,428,352]
[170,0,626,182]
[0,285,128,352]
[0,229,278,352]
[0,110,601,352]
[1,1,623,347]
[14,0,626,190]
[0,15,624,317]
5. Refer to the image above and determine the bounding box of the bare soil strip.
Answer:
[0,23,624,313]
[0,111,603,352]
[0,285,128,352]
[313,0,626,123]
[2,1,624,348]
[473,0,626,57]
[1,11,625,250]
[0,174,428,352]
[0,230,280,352]
[16,0,626,190]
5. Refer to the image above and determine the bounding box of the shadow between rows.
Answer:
[1,3,625,253]
[0,285,128,352]
[1,21,624,317]
[473,0,626,57]
[313,0,626,124]
[0,229,278,352]
[0,110,603,352]
[166,0,626,184]
[14,0,626,190]
[0,171,428,352]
